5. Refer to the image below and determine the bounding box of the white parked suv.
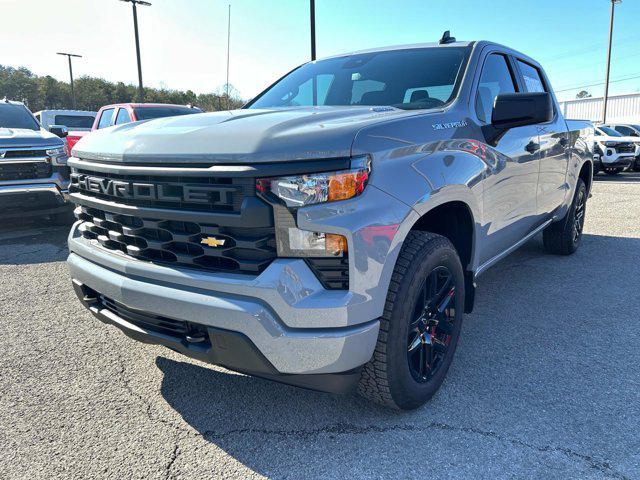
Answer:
[34,110,96,133]
[593,125,637,175]
[605,123,640,172]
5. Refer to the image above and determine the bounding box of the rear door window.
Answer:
[475,54,518,124]
[115,108,131,125]
[97,108,115,129]
[517,60,546,93]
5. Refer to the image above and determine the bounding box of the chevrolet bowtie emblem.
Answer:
[201,236,226,247]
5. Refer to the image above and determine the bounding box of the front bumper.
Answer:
[0,180,70,218]
[598,154,634,169]
[68,225,381,390]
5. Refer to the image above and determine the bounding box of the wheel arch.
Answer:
[578,159,593,195]
[407,199,478,313]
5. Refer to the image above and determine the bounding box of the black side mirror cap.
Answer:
[49,125,68,138]
[483,92,553,145]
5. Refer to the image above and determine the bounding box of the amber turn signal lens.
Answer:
[326,233,348,255]
[328,173,356,202]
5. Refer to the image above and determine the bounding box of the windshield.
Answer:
[598,126,622,137]
[247,47,470,110]
[54,115,95,129]
[0,103,40,130]
[133,106,202,120]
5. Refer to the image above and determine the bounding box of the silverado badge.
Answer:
[201,237,226,247]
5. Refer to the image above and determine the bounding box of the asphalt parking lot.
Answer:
[1,173,639,480]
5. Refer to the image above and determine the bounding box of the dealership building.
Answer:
[558,92,640,124]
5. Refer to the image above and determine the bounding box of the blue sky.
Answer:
[2,0,639,101]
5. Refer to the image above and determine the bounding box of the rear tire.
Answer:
[357,231,465,410]
[543,178,587,255]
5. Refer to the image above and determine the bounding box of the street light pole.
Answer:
[603,0,622,123]
[57,52,82,109]
[226,4,231,109]
[310,0,316,61]
[120,0,151,102]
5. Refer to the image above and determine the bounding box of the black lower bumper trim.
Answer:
[72,280,362,395]
[0,189,70,219]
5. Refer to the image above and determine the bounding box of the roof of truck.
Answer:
[34,109,96,115]
[99,103,198,109]
[321,41,475,60]
[1,98,27,106]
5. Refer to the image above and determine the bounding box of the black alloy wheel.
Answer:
[407,266,456,383]
[572,186,586,245]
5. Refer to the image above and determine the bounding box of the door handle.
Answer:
[525,141,540,154]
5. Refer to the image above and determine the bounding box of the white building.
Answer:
[558,92,640,124]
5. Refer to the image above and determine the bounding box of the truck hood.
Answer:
[72,106,424,164]
[0,127,64,149]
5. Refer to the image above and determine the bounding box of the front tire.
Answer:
[542,178,587,255]
[357,232,465,410]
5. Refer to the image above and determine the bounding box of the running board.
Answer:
[474,218,554,279]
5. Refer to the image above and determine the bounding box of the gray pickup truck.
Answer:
[1,100,71,221]
[67,35,593,409]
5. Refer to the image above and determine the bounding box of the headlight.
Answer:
[257,157,370,258]
[46,146,68,165]
[256,156,370,208]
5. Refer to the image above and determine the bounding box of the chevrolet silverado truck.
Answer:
[67,35,593,410]
[607,123,640,171]
[1,100,71,222]
[593,125,636,175]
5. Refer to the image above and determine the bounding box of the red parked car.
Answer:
[70,103,203,153]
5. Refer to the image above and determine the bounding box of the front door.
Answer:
[475,52,541,264]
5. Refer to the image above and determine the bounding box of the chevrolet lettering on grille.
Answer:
[70,173,237,205]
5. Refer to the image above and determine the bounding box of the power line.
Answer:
[555,73,640,93]
[537,33,640,64]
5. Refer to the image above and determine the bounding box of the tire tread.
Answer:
[357,231,456,409]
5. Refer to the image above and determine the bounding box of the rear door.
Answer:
[475,51,541,264]
[514,59,569,217]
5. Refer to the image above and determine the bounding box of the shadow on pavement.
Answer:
[594,171,640,183]
[155,232,640,477]
[0,216,72,265]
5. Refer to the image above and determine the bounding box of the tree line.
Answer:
[0,64,244,113]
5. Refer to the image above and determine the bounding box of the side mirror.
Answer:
[49,125,68,138]
[484,92,553,145]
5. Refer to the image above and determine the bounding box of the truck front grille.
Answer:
[616,143,635,154]
[70,169,254,213]
[1,149,48,159]
[75,205,277,274]
[0,161,52,181]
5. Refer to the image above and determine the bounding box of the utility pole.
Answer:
[57,52,82,109]
[120,0,151,102]
[310,0,316,61]
[226,4,231,109]
[603,0,622,123]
